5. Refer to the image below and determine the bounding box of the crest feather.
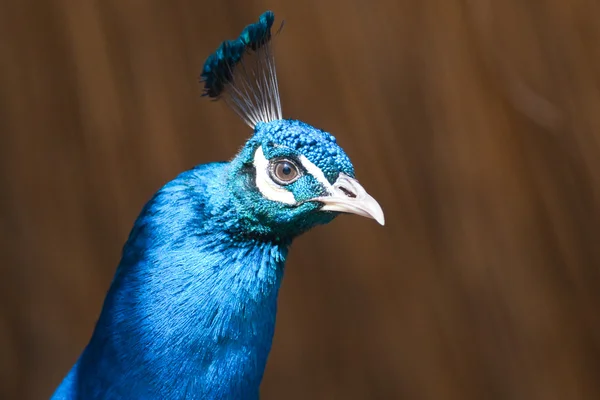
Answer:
[200,11,283,128]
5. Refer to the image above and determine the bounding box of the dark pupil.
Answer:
[274,161,297,183]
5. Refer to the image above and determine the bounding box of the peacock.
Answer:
[51,11,384,400]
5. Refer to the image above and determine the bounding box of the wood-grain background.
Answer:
[1,1,600,399]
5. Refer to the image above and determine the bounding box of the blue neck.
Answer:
[66,164,289,400]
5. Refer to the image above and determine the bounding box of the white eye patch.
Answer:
[253,146,297,204]
[252,146,333,204]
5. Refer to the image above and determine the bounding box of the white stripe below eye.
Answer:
[253,146,297,204]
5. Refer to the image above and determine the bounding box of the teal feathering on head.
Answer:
[199,10,383,228]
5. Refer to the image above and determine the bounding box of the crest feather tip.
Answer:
[199,11,283,128]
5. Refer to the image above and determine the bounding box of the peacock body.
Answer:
[52,11,383,400]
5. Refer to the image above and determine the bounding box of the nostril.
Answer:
[338,186,357,198]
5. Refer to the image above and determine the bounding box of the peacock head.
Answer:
[200,11,384,240]
[226,119,383,239]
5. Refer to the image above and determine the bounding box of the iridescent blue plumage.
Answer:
[253,120,355,182]
[52,10,384,400]
[53,163,287,399]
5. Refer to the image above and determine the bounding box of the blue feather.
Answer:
[53,163,288,399]
[200,11,275,98]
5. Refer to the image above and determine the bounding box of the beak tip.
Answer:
[372,210,385,226]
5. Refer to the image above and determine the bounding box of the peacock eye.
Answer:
[269,159,301,185]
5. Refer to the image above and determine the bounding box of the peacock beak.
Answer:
[313,173,385,226]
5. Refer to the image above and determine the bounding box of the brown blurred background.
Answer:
[1,0,600,399]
